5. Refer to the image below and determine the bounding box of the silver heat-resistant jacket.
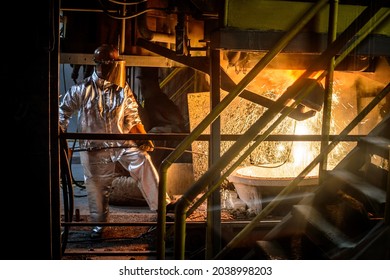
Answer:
[59,71,141,151]
[59,71,166,219]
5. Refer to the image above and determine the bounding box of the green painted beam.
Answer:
[224,0,390,36]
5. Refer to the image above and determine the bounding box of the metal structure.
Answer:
[60,0,390,260]
[3,0,389,260]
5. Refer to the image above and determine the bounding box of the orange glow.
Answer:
[292,122,315,170]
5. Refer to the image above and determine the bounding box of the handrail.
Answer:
[213,5,389,260]
[173,3,388,259]
[161,0,330,259]
[214,82,390,259]
[319,0,338,181]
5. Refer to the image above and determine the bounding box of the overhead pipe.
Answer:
[119,4,127,53]
[137,9,175,44]
[62,1,176,46]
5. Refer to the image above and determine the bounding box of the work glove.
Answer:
[129,123,155,152]
[138,140,155,152]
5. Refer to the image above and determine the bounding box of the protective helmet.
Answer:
[93,44,126,88]
[93,44,120,64]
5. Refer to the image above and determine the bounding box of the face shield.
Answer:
[95,59,127,88]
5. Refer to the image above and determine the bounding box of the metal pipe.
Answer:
[169,0,329,260]
[61,132,365,142]
[61,221,174,226]
[63,250,158,256]
[137,8,175,44]
[159,68,183,89]
[119,4,126,54]
[320,0,339,182]
[207,49,222,258]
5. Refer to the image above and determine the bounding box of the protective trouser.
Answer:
[80,147,170,222]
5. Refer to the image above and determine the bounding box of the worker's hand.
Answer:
[138,140,155,152]
[130,123,154,151]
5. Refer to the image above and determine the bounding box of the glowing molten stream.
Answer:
[292,122,315,170]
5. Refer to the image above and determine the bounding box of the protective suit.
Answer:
[59,44,171,237]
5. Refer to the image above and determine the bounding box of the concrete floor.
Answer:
[60,183,172,260]
[61,153,165,260]
[60,154,270,260]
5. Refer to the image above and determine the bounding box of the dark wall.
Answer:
[1,1,60,259]
[60,0,134,54]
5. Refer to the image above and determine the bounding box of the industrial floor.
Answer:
[60,184,174,260]
[59,181,275,260]
[60,162,283,260]
[60,183,239,260]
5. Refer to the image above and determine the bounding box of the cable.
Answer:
[97,0,168,20]
[67,138,86,189]
[59,136,75,254]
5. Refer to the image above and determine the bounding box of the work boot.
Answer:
[90,226,104,239]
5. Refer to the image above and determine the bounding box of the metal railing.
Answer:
[155,1,389,259]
